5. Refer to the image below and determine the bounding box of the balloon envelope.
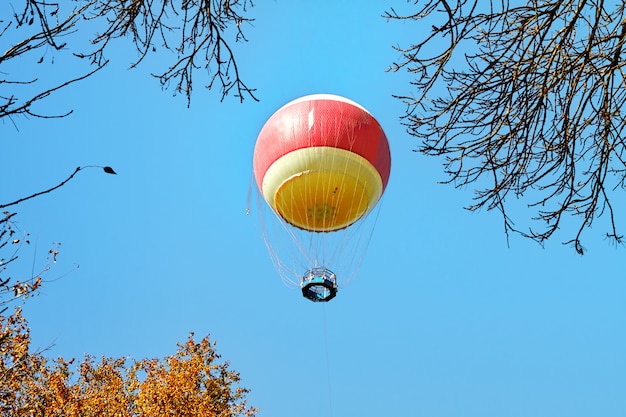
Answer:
[253,94,391,232]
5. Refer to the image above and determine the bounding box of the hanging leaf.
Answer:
[103,166,117,175]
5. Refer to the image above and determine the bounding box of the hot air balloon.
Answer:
[252,94,391,302]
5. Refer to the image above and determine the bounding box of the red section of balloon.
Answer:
[253,96,391,191]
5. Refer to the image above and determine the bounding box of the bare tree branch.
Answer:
[1,1,108,121]
[84,0,258,105]
[0,167,81,210]
[1,0,256,123]
[1,62,107,121]
[387,0,626,253]
[0,166,116,210]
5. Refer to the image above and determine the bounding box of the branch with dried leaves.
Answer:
[0,212,55,315]
[387,0,626,253]
[0,166,116,313]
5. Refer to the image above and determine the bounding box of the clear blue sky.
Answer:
[3,1,626,416]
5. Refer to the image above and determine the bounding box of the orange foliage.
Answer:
[0,310,257,417]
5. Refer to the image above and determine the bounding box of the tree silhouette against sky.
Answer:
[386,0,626,253]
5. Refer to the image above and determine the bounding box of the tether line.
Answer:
[322,304,334,417]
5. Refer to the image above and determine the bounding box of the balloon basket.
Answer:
[300,267,338,302]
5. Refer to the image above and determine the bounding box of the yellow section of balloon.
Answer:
[262,147,383,232]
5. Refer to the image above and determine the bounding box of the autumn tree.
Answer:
[1,0,256,122]
[0,310,257,416]
[387,0,626,253]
